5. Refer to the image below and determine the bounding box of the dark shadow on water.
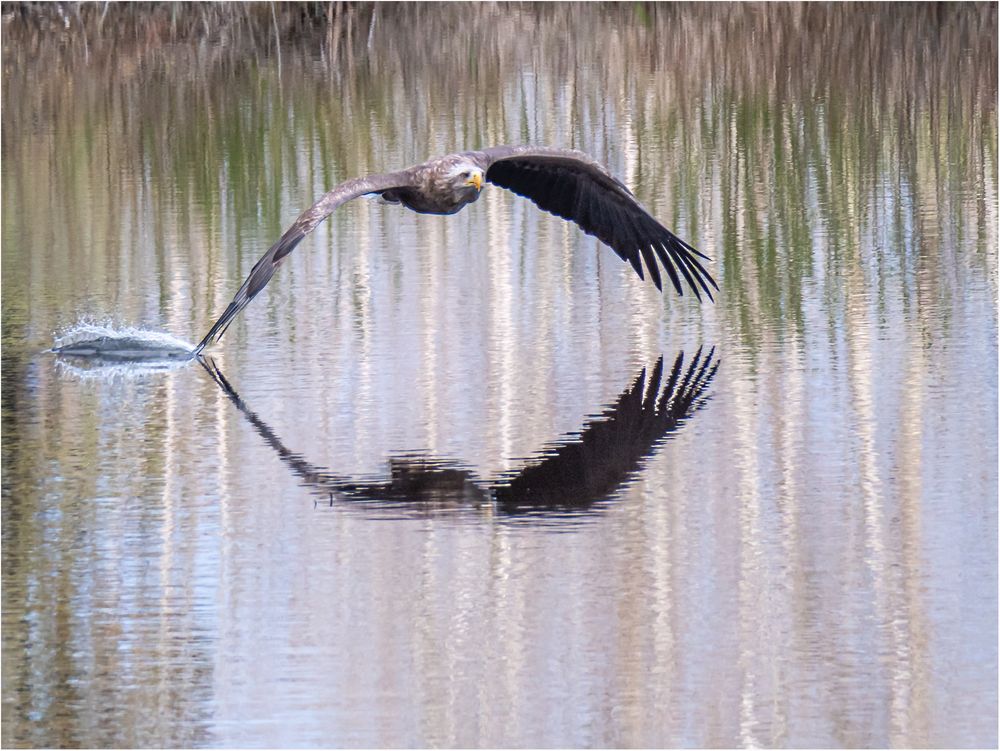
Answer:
[200,349,719,522]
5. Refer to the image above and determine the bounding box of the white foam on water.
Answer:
[52,319,195,352]
[54,356,193,381]
[50,319,198,380]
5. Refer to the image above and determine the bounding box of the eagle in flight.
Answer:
[194,145,718,354]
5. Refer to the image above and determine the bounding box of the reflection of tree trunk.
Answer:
[842,243,930,746]
[889,342,930,744]
[731,340,765,747]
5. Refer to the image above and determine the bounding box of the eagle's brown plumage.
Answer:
[194,146,717,353]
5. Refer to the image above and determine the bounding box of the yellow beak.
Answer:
[467,172,483,191]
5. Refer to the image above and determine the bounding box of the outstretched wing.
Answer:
[474,146,717,300]
[194,170,414,353]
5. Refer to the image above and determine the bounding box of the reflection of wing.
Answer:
[200,357,490,510]
[199,348,718,520]
[195,171,414,354]
[492,348,719,513]
[200,357,341,487]
[475,146,718,299]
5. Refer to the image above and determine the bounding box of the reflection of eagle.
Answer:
[195,146,718,353]
[200,348,719,517]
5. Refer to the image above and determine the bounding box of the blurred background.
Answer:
[2,3,997,747]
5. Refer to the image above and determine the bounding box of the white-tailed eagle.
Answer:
[195,146,717,353]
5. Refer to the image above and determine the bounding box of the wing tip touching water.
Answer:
[193,228,307,354]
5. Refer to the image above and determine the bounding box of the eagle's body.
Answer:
[380,152,484,214]
[194,145,717,354]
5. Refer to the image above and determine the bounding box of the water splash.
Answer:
[50,321,196,374]
[52,320,195,352]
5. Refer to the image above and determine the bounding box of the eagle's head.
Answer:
[447,162,484,202]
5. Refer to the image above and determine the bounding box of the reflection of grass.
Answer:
[3,3,996,350]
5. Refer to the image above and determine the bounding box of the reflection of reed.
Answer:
[200,348,718,518]
[4,4,993,346]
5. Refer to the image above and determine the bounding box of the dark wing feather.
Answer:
[475,146,718,300]
[194,170,413,353]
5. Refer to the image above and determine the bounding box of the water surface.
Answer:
[2,4,997,747]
